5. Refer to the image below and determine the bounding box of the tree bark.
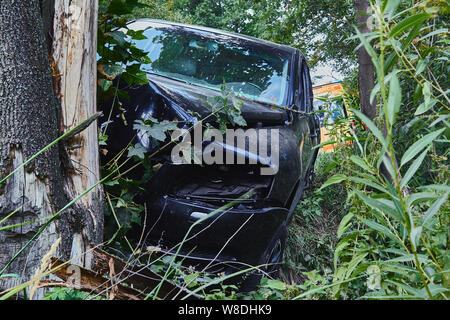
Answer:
[0,0,102,299]
[51,0,103,268]
[353,0,399,184]
[354,0,377,120]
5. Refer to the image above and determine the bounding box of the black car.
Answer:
[99,19,320,290]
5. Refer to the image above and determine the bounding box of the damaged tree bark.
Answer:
[0,0,102,299]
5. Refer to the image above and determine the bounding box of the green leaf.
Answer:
[105,30,127,45]
[417,284,449,299]
[413,83,423,104]
[184,273,199,288]
[107,0,133,15]
[384,0,401,16]
[370,70,401,106]
[415,82,437,115]
[101,64,123,80]
[354,28,381,77]
[414,98,437,116]
[263,279,287,291]
[350,155,372,173]
[337,213,354,238]
[319,174,347,190]
[400,148,428,189]
[386,72,401,125]
[313,140,337,150]
[345,252,368,279]
[419,184,450,193]
[406,192,438,206]
[99,79,112,91]
[385,19,423,72]
[384,280,421,296]
[134,120,178,142]
[360,218,402,245]
[419,28,448,41]
[122,64,148,85]
[381,154,396,181]
[410,226,422,250]
[352,109,388,149]
[127,29,147,40]
[348,177,390,194]
[387,253,428,264]
[127,143,146,159]
[415,59,427,76]
[390,13,430,38]
[422,192,448,227]
[400,128,446,167]
[356,191,403,222]
[334,238,351,270]
[104,180,119,186]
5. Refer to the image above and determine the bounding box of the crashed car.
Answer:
[99,19,320,290]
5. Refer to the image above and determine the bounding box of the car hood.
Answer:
[147,74,288,126]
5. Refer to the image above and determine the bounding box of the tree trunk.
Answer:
[0,0,102,299]
[51,0,103,267]
[354,0,377,120]
[353,0,399,184]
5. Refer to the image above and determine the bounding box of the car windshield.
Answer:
[129,23,291,106]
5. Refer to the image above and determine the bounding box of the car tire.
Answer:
[238,223,287,292]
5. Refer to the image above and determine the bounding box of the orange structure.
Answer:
[313,81,346,152]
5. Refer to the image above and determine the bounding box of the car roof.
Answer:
[127,19,299,55]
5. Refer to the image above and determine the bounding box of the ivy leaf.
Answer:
[184,273,200,289]
[104,180,119,187]
[134,120,178,142]
[99,79,112,92]
[99,64,123,80]
[105,30,127,45]
[122,64,149,85]
[127,143,146,159]
[127,29,147,40]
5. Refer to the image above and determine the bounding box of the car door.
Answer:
[297,58,317,179]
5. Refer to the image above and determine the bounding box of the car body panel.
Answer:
[99,19,320,276]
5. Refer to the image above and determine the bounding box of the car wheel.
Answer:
[239,224,287,292]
